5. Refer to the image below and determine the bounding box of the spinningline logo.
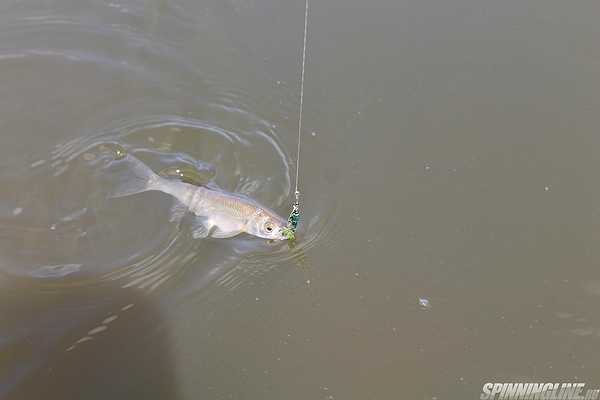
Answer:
[480,383,600,400]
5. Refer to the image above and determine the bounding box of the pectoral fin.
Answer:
[190,217,210,239]
[189,216,244,239]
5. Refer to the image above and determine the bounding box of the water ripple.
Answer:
[0,18,310,292]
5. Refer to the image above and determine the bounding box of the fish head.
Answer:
[246,208,288,240]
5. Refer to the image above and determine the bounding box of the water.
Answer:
[1,0,600,398]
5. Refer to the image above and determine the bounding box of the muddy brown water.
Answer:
[1,0,600,399]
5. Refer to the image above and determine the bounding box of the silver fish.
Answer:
[109,155,288,240]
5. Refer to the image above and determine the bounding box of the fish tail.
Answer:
[109,154,163,198]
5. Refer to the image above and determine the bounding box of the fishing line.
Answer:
[295,0,309,197]
[283,0,309,240]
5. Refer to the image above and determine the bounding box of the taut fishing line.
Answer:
[283,0,309,240]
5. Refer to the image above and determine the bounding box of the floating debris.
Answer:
[418,297,431,310]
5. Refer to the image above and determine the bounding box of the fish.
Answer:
[108,154,288,240]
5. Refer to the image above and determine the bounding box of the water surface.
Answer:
[1,0,600,399]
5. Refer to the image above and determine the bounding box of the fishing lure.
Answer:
[282,194,300,240]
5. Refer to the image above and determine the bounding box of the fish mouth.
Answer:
[264,229,290,242]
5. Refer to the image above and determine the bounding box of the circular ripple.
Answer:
[0,10,340,396]
[0,16,335,295]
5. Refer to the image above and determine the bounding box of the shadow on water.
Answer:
[1,283,179,400]
[0,288,177,399]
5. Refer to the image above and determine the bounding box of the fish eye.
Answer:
[265,223,274,232]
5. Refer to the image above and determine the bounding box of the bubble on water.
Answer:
[419,297,431,310]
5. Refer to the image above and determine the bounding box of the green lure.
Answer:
[282,200,300,240]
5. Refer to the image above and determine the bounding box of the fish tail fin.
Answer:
[109,154,163,198]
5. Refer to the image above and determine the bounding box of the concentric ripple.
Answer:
[0,17,334,294]
[0,8,343,395]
